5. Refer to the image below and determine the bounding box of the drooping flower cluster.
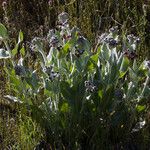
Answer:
[123,49,138,60]
[30,37,43,51]
[109,26,118,34]
[114,89,124,99]
[43,66,60,81]
[127,34,140,44]
[58,12,69,27]
[14,58,26,76]
[98,26,119,47]
[84,81,98,93]
[104,37,118,47]
[97,26,140,61]
[123,34,140,60]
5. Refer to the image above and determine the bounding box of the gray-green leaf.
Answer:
[0,23,8,40]
[4,95,23,103]
[0,48,10,59]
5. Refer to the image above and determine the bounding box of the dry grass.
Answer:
[0,0,149,58]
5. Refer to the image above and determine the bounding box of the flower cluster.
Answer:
[114,89,124,99]
[104,37,118,47]
[14,65,23,76]
[123,49,137,60]
[58,12,69,27]
[47,29,59,48]
[43,66,60,81]
[127,34,140,44]
[98,26,119,47]
[75,48,84,58]
[84,81,98,93]
[49,36,59,47]
[30,37,43,51]
[109,26,118,34]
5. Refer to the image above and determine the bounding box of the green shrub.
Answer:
[0,13,150,149]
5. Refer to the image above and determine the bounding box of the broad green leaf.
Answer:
[60,81,75,106]
[32,38,45,65]
[76,55,89,72]
[9,72,24,92]
[119,57,129,78]
[91,53,99,63]
[12,44,18,57]
[126,82,137,100]
[136,105,146,112]
[44,78,60,94]
[133,59,138,71]
[101,86,114,110]
[61,102,69,113]
[98,89,103,99]
[20,46,25,56]
[86,54,98,72]
[137,67,148,78]
[58,42,70,59]
[26,72,40,92]
[97,46,101,55]
[109,61,119,84]
[47,47,54,64]
[63,41,70,53]
[76,36,90,52]
[145,86,150,97]
[117,52,123,68]
[101,43,110,61]
[0,23,8,40]
[39,48,47,66]
[129,68,138,82]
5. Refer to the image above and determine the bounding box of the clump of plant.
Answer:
[0,12,150,149]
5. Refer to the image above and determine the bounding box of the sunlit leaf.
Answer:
[61,102,69,113]
[119,57,129,78]
[18,31,24,44]
[101,43,110,61]
[58,42,70,59]
[12,44,18,57]
[20,46,25,56]
[136,105,146,112]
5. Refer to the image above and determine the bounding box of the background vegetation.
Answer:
[0,0,149,58]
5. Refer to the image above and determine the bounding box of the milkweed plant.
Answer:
[0,12,150,149]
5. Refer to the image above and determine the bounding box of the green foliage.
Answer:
[0,23,8,40]
[1,12,150,149]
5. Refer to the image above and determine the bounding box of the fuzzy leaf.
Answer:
[12,44,18,57]
[0,48,10,59]
[119,57,129,78]
[4,95,22,103]
[0,23,8,40]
